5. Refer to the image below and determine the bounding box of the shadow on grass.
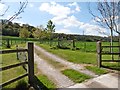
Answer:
[31,75,49,90]
[2,80,28,90]
[101,65,120,71]
[14,80,28,90]
[32,76,56,90]
[2,76,54,90]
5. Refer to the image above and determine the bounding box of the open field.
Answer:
[1,52,28,89]
[36,43,119,71]
[1,43,56,89]
[0,36,119,89]
[0,36,39,49]
[1,36,119,52]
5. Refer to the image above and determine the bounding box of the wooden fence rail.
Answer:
[97,41,120,68]
[0,49,28,54]
[0,42,34,87]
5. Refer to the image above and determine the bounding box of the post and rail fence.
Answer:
[97,41,120,68]
[0,42,34,87]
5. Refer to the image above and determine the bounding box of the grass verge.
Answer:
[35,48,66,70]
[36,43,97,65]
[36,43,119,71]
[61,69,92,83]
[1,44,28,89]
[37,74,56,89]
[85,66,108,75]
[102,62,120,71]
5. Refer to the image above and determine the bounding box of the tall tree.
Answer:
[19,27,30,38]
[89,0,120,59]
[33,25,46,39]
[0,0,28,34]
[45,20,55,46]
[46,20,55,39]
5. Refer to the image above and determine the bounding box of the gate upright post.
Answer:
[28,42,34,85]
[97,41,102,68]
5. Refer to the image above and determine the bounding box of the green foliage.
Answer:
[46,20,55,33]
[45,20,55,40]
[37,74,56,89]
[2,20,20,36]
[19,27,30,38]
[85,66,108,75]
[62,69,92,83]
[33,25,47,39]
[1,20,35,37]
[36,43,97,64]
[1,19,119,42]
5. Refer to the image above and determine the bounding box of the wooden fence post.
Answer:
[97,41,102,68]
[6,39,10,48]
[28,42,34,85]
[16,45,19,60]
[73,39,75,49]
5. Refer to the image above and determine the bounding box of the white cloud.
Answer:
[13,20,26,26]
[29,3,34,8]
[0,3,8,15]
[0,15,11,19]
[56,29,72,34]
[52,15,67,25]
[39,2,71,17]
[79,23,108,36]
[39,2,81,28]
[63,16,83,28]
[39,2,108,36]
[13,20,34,26]
[68,2,80,12]
[52,15,84,28]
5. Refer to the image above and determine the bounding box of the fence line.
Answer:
[97,41,120,68]
[0,42,34,87]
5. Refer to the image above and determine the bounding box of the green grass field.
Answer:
[62,69,92,83]
[37,74,56,89]
[36,43,119,71]
[0,36,119,89]
[1,43,56,89]
[0,36,39,50]
[85,66,108,75]
[1,53,28,89]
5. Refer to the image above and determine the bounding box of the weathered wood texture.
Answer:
[97,41,102,68]
[0,61,28,71]
[0,49,28,54]
[28,42,34,85]
[97,41,120,68]
[0,73,28,87]
[0,42,34,87]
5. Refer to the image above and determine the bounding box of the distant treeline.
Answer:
[0,19,119,42]
[52,33,118,42]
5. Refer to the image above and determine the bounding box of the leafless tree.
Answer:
[0,0,28,23]
[88,0,120,60]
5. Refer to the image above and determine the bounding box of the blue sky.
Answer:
[0,0,116,36]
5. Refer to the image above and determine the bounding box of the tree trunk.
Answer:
[110,29,114,60]
[6,39,10,48]
[118,34,120,59]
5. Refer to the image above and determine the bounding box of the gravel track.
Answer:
[34,45,98,77]
[34,53,75,88]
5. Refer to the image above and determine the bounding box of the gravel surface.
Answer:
[34,45,98,77]
[34,53,75,88]
[68,73,118,88]
[34,44,118,89]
